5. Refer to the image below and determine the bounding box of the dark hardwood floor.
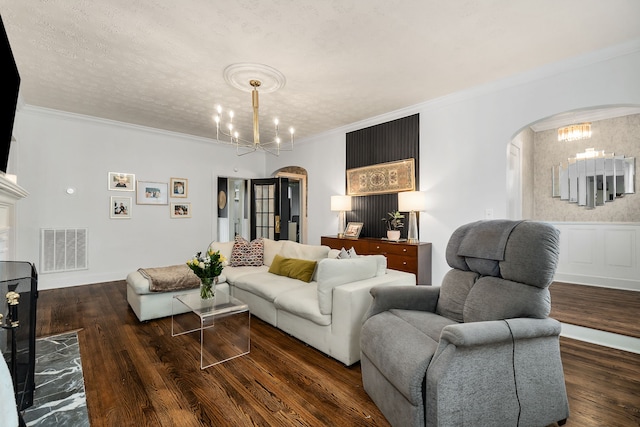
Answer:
[34,280,640,426]
[550,281,640,338]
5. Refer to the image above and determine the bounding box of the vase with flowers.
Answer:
[186,248,227,299]
[382,211,404,241]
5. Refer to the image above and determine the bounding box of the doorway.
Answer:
[216,167,307,243]
[217,177,250,242]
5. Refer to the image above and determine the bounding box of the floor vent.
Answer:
[40,228,88,273]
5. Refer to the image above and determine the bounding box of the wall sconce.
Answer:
[330,195,352,238]
[558,123,592,142]
[398,191,427,244]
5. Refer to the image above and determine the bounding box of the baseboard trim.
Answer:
[560,323,640,355]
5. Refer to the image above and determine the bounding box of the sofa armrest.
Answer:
[363,285,441,322]
[330,270,415,365]
[438,317,561,348]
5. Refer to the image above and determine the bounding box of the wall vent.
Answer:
[40,228,88,273]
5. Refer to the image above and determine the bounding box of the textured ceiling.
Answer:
[2,1,640,143]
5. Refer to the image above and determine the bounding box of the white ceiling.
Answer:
[2,1,640,143]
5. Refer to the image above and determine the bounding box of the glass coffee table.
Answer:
[172,291,250,369]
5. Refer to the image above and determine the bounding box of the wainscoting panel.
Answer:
[553,222,640,291]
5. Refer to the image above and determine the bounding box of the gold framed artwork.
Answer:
[170,177,188,198]
[346,158,416,196]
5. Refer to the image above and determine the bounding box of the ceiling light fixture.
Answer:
[213,79,294,156]
[557,123,592,142]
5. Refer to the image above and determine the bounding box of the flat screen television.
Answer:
[0,15,21,174]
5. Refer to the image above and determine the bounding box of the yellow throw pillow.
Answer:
[268,254,317,283]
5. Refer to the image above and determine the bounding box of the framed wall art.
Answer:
[170,202,191,218]
[110,196,132,219]
[136,181,168,205]
[344,222,363,238]
[170,177,188,198]
[346,158,415,196]
[108,172,135,191]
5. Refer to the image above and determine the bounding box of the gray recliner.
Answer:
[360,220,569,427]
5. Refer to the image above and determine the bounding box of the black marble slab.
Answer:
[21,331,89,426]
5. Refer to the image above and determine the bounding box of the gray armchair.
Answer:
[360,220,569,427]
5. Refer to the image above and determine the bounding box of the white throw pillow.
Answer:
[316,257,378,315]
[337,247,350,259]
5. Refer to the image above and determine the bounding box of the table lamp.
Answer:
[330,195,352,238]
[398,191,427,244]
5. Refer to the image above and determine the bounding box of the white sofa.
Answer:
[127,238,416,365]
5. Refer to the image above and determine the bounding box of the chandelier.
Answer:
[557,123,592,142]
[213,78,294,156]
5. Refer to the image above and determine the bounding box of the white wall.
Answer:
[268,41,640,285]
[12,108,267,289]
[12,41,640,290]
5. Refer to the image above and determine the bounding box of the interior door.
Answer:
[250,178,290,241]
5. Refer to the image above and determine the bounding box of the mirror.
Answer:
[552,149,635,209]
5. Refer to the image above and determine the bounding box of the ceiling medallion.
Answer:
[215,64,293,156]
[223,63,286,93]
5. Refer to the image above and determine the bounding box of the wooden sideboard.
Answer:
[320,236,432,285]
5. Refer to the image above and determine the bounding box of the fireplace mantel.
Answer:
[0,174,28,261]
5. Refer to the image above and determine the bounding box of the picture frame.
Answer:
[346,158,416,196]
[170,177,188,198]
[110,196,132,219]
[136,181,168,205]
[344,222,363,239]
[170,202,191,218]
[108,172,135,191]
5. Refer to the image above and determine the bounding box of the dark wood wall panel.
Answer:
[345,114,419,239]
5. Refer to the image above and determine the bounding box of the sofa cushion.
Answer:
[463,276,552,322]
[436,269,480,322]
[316,257,378,315]
[279,240,330,261]
[230,236,264,267]
[222,265,269,284]
[209,241,234,261]
[232,271,307,303]
[268,254,317,283]
[263,238,285,266]
[364,254,387,277]
[274,284,332,326]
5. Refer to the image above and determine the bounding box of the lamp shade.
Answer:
[331,195,352,212]
[398,191,427,212]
